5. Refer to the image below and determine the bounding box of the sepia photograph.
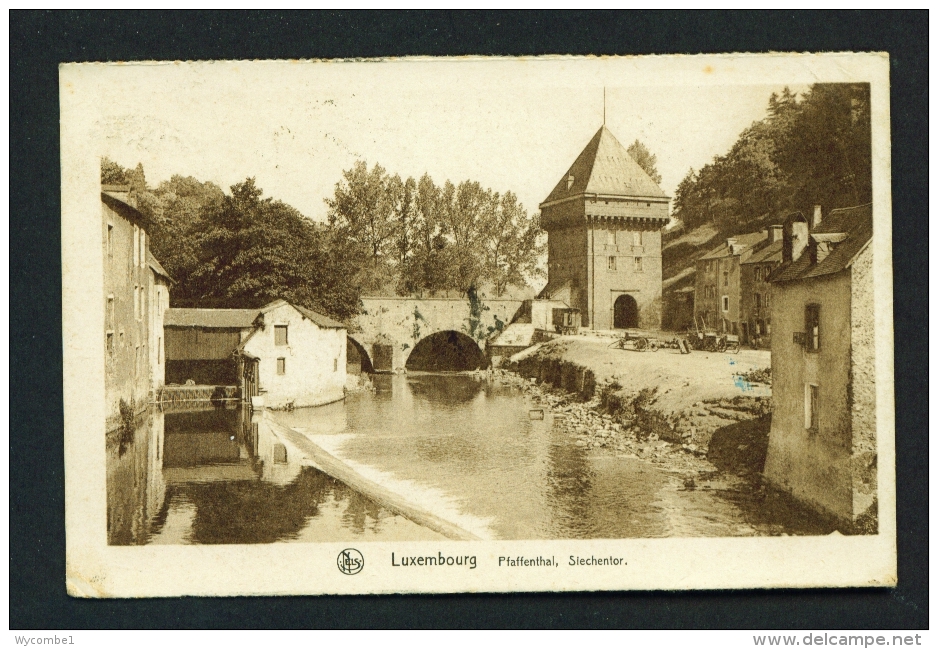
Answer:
[61,53,896,596]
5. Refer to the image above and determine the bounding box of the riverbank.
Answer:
[493,336,775,483]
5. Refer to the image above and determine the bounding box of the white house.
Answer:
[238,299,347,409]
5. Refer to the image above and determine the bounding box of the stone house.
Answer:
[694,226,783,345]
[164,299,347,409]
[147,251,172,391]
[102,185,162,429]
[763,204,875,526]
[237,300,347,409]
[539,126,670,330]
[739,233,783,348]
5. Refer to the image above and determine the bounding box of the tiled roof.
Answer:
[768,204,872,283]
[698,231,768,261]
[294,304,347,329]
[101,189,146,227]
[164,308,260,328]
[147,251,174,282]
[256,299,345,328]
[542,126,667,205]
[742,239,783,265]
[536,279,572,302]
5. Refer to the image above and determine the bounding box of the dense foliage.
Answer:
[326,161,545,297]
[104,156,543,321]
[104,161,361,320]
[672,84,872,233]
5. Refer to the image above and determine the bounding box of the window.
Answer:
[607,256,616,271]
[766,318,771,334]
[107,295,115,329]
[805,304,820,352]
[634,257,643,272]
[107,224,113,258]
[805,383,819,431]
[722,295,729,312]
[139,230,146,267]
[158,337,162,363]
[632,231,643,246]
[133,224,139,266]
[723,271,729,287]
[606,229,616,246]
[275,325,288,346]
[277,357,286,375]
[106,332,113,354]
[764,292,770,309]
[133,286,139,320]
[334,358,338,372]
[755,293,762,309]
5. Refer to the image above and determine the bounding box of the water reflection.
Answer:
[107,374,834,545]
[106,405,442,545]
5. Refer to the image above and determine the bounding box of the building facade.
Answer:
[147,252,172,391]
[164,300,348,409]
[238,300,347,409]
[694,226,782,346]
[763,204,875,526]
[102,186,155,429]
[538,126,670,330]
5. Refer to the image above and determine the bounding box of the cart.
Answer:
[687,317,740,353]
[608,329,660,352]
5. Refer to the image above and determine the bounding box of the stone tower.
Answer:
[538,126,670,330]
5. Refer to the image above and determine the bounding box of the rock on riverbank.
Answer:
[490,337,774,477]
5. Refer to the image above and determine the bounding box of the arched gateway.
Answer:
[613,294,639,329]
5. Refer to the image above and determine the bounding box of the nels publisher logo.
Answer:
[337,548,364,575]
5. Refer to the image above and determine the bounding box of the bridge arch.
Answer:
[405,330,487,372]
[346,336,375,374]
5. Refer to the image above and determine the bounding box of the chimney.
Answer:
[769,225,783,243]
[782,214,809,263]
[812,205,823,229]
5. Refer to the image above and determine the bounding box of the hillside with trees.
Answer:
[662,83,872,326]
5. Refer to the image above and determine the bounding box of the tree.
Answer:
[627,139,663,185]
[101,157,132,185]
[147,177,360,320]
[480,191,545,296]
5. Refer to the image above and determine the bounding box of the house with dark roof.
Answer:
[164,299,347,409]
[694,226,783,345]
[538,126,670,330]
[763,204,876,527]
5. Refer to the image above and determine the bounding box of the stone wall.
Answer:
[849,245,877,520]
[355,296,524,371]
[764,269,862,523]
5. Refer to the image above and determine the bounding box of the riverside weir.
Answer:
[107,367,835,546]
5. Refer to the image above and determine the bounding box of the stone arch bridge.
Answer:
[350,296,524,372]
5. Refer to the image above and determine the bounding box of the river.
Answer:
[107,373,832,545]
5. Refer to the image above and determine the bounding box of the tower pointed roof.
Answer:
[541,126,667,206]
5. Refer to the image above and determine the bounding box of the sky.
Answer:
[86,59,810,222]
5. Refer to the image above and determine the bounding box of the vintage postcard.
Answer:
[62,53,896,597]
